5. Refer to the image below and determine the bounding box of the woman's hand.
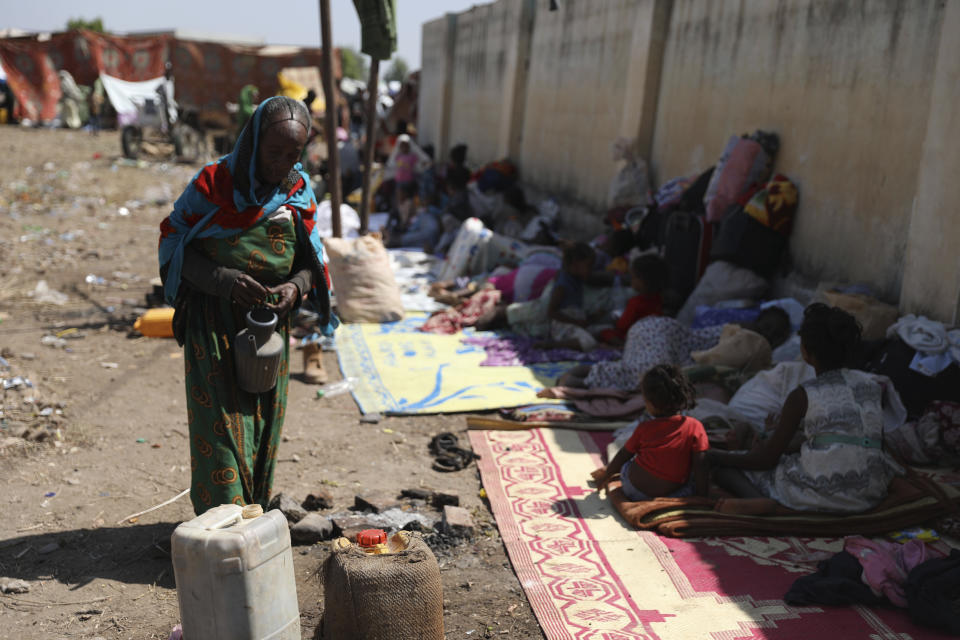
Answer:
[231,274,269,308]
[265,282,300,318]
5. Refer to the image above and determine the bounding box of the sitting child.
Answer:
[395,181,419,230]
[547,242,606,351]
[598,253,668,346]
[707,304,902,513]
[591,364,709,499]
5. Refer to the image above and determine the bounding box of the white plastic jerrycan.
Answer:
[171,504,300,640]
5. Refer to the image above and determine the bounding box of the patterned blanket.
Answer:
[470,427,957,640]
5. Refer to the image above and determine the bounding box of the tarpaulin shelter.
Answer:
[0,30,167,122]
[0,29,341,123]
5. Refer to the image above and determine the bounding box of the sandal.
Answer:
[429,433,478,472]
[429,432,459,455]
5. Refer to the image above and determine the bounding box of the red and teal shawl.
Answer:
[158,96,337,335]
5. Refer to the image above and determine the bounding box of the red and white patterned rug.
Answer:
[470,427,955,640]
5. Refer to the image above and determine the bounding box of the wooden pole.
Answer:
[319,0,342,237]
[359,59,380,235]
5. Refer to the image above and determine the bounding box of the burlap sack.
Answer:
[324,234,404,323]
[822,290,899,341]
[691,325,772,373]
[320,534,443,640]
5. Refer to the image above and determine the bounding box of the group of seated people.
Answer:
[378,139,913,516]
[591,303,900,515]
[427,232,900,514]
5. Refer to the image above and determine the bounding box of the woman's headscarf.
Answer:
[158,96,337,335]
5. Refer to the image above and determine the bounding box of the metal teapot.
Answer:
[234,308,285,394]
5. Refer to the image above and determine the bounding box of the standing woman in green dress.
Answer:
[159,96,337,515]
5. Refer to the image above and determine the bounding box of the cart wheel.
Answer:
[173,125,203,163]
[121,126,142,159]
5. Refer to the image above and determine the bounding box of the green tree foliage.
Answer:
[66,17,105,32]
[340,47,369,80]
[384,56,409,84]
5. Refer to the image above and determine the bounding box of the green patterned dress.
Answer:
[183,215,297,514]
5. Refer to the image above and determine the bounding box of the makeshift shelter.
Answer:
[0,29,342,124]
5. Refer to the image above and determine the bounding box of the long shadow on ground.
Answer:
[0,522,177,590]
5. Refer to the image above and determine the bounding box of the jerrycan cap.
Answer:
[357,529,387,547]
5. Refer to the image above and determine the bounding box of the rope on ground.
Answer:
[116,488,190,525]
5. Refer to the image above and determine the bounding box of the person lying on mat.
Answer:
[591,365,709,500]
[558,306,791,391]
[707,304,902,513]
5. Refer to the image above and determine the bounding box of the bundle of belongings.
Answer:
[785,537,960,636]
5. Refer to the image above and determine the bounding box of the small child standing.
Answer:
[393,138,419,191]
[599,254,668,346]
[547,242,602,351]
[592,365,709,500]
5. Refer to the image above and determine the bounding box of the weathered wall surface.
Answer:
[650,0,945,303]
[419,0,959,320]
[899,0,960,324]
[417,15,455,157]
[445,1,520,164]
[517,0,643,211]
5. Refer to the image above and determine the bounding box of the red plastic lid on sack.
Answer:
[356,529,387,547]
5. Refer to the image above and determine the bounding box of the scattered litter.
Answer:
[84,274,107,286]
[117,206,130,217]
[43,491,56,498]
[30,280,68,305]
[136,438,146,443]
[382,428,394,434]
[100,362,119,369]
[315,377,357,399]
[2,376,33,390]
[0,578,31,594]
[359,412,381,424]
[41,335,68,349]
[38,542,60,554]
[168,623,183,640]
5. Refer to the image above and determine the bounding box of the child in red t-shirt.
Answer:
[598,254,668,347]
[591,364,709,500]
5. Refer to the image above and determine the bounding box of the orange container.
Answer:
[134,307,175,338]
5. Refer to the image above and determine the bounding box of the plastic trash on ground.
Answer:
[315,377,357,399]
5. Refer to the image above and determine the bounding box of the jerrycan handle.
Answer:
[189,505,244,531]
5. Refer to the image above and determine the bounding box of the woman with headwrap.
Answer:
[159,96,337,515]
[237,84,259,134]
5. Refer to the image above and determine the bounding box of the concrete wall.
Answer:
[445,1,522,164]
[417,15,456,158]
[650,0,944,303]
[517,0,644,211]
[899,0,960,324]
[419,0,958,321]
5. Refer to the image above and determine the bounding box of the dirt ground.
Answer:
[0,128,545,639]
